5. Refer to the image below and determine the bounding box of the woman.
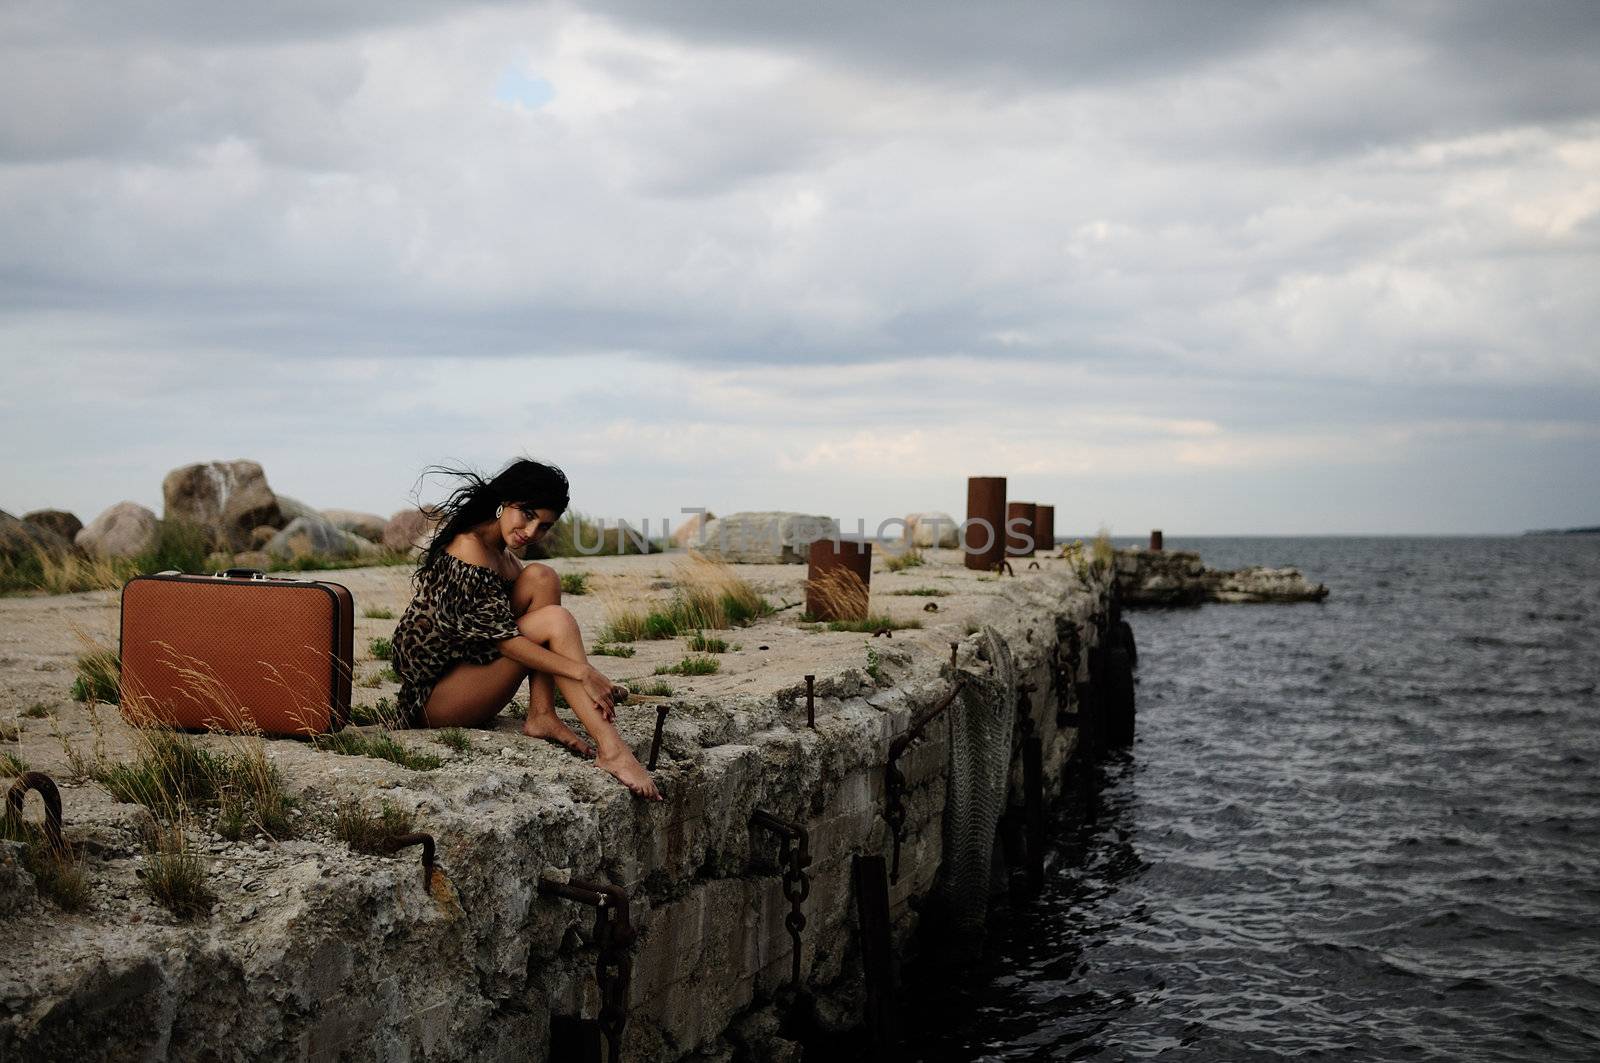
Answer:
[391,459,660,800]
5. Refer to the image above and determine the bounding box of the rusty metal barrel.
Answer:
[1150,529,1164,551]
[806,539,872,621]
[1035,505,1055,554]
[964,476,1006,571]
[1006,501,1038,557]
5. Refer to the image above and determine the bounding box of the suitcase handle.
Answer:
[216,568,268,580]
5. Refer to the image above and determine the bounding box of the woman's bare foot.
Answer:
[523,711,595,758]
[597,745,663,801]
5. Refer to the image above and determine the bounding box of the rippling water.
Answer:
[905,536,1600,1061]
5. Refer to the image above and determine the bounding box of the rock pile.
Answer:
[1115,548,1329,606]
[8,458,416,571]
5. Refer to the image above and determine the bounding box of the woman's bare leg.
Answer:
[518,604,660,800]
[421,656,528,728]
[510,563,593,757]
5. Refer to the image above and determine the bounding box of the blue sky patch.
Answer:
[495,65,554,108]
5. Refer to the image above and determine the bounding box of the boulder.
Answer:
[671,511,715,549]
[903,511,959,549]
[322,509,387,544]
[383,508,439,555]
[249,525,277,549]
[162,460,281,552]
[274,495,322,526]
[22,509,83,545]
[74,502,159,559]
[1,509,76,563]
[265,516,381,563]
[693,512,835,564]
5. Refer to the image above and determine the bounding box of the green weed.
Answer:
[686,633,729,653]
[624,678,674,697]
[363,606,395,620]
[884,547,925,572]
[590,643,636,658]
[654,655,720,676]
[71,649,120,703]
[434,727,471,753]
[315,729,441,771]
[560,571,590,595]
[368,636,393,661]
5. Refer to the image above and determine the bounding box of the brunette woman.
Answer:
[390,459,659,799]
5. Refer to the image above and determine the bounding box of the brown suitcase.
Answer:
[119,569,354,736]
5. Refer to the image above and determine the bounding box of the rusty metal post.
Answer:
[804,674,815,729]
[964,476,1007,571]
[1006,501,1037,557]
[1035,504,1056,554]
[806,539,872,621]
[647,704,670,769]
[1149,529,1163,551]
[381,832,436,890]
[852,854,895,1050]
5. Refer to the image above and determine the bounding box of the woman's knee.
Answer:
[517,603,579,641]
[513,562,560,612]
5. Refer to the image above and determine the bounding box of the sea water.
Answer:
[905,536,1600,1061]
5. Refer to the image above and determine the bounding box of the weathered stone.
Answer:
[21,510,82,545]
[265,516,380,562]
[162,460,281,552]
[321,509,387,543]
[693,512,835,564]
[249,525,277,549]
[73,502,158,559]
[0,510,76,563]
[383,508,439,555]
[903,511,960,549]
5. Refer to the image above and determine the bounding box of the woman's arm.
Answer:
[497,634,585,681]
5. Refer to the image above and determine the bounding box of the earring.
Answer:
[495,504,505,518]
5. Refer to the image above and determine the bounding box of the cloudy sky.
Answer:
[2,1,1597,535]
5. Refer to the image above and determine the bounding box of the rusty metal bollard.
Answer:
[1150,529,1164,551]
[1006,501,1038,557]
[964,476,1007,572]
[6,771,65,854]
[1035,504,1056,554]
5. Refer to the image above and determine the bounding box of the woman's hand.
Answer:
[582,665,616,720]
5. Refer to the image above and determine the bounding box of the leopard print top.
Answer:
[392,553,520,725]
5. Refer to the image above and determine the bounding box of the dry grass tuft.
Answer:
[336,798,415,855]
[1091,527,1114,572]
[804,566,870,623]
[140,816,212,918]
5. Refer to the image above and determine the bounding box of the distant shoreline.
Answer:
[1523,526,1600,536]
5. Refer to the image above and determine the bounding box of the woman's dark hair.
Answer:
[414,458,569,575]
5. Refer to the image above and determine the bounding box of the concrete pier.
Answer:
[0,550,1121,1061]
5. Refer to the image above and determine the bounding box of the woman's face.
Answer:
[501,502,559,549]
